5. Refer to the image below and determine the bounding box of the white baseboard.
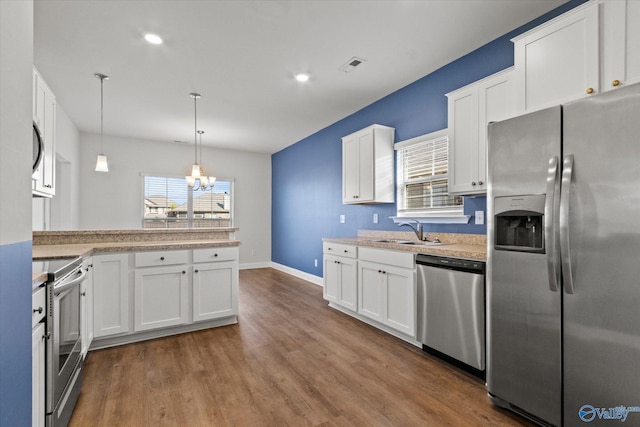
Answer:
[269,262,323,287]
[239,261,271,270]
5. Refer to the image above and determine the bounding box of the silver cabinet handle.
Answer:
[545,156,560,292]
[560,154,575,294]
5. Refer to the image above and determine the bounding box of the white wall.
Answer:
[79,132,271,266]
[33,103,80,230]
[1,0,33,246]
[0,1,35,423]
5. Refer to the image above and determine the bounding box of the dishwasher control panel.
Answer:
[416,254,484,273]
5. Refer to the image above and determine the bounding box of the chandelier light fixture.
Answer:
[94,73,109,172]
[185,92,215,191]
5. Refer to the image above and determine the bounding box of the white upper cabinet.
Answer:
[32,67,56,197]
[512,0,640,113]
[601,0,640,91]
[342,124,395,204]
[512,1,600,113]
[447,68,514,195]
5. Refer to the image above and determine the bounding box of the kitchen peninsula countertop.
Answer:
[32,228,240,260]
[323,230,486,261]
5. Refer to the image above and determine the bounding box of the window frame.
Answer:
[141,173,235,229]
[394,129,464,219]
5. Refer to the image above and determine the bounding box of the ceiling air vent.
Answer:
[339,56,366,73]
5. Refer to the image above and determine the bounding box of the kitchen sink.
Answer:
[370,239,446,246]
[398,241,446,246]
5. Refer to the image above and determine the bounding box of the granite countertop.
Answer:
[32,239,240,260]
[32,228,241,287]
[324,231,487,261]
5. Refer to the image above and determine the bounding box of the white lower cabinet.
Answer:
[90,246,239,348]
[358,259,416,337]
[93,254,130,338]
[323,255,357,311]
[323,244,417,340]
[134,265,189,331]
[322,243,357,311]
[32,287,46,427]
[80,258,94,357]
[192,261,238,322]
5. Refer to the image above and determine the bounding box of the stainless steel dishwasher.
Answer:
[416,254,485,375]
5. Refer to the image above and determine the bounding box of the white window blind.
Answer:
[396,132,463,216]
[143,175,233,228]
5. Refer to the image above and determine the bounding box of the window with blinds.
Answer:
[143,175,233,229]
[396,133,463,216]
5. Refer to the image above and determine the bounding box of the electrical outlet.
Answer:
[340,214,346,224]
[475,210,485,225]
[373,213,379,224]
[314,259,318,267]
[251,249,256,256]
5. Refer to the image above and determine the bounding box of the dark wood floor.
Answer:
[70,268,531,426]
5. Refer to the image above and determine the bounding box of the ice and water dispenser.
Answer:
[494,194,545,253]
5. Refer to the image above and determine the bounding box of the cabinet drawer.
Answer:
[193,246,238,263]
[358,247,415,269]
[135,250,189,267]
[32,286,46,327]
[323,242,357,258]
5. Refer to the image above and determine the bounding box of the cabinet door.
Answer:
[337,257,357,311]
[448,87,479,194]
[32,322,45,427]
[384,265,416,337]
[80,259,94,357]
[602,0,640,90]
[513,2,599,112]
[134,265,189,331]
[477,70,514,192]
[342,136,360,202]
[93,254,129,338]
[358,261,384,322]
[32,71,56,197]
[192,261,238,322]
[323,255,341,303]
[356,129,375,202]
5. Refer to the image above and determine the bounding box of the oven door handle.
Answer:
[53,269,87,296]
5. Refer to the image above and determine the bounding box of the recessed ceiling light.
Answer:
[144,33,163,45]
[295,73,310,82]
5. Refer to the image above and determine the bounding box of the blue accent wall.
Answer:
[0,240,33,426]
[272,0,588,278]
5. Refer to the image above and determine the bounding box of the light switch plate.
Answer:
[475,210,484,225]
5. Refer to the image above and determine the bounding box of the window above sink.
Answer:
[395,129,469,224]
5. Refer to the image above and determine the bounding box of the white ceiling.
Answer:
[34,0,566,154]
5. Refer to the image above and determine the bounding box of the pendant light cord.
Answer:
[100,77,104,154]
[191,93,201,165]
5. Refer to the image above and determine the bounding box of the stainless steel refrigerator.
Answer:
[486,82,640,427]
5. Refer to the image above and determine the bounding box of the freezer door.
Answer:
[562,83,640,426]
[486,106,562,426]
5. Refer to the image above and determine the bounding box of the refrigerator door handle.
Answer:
[545,156,560,292]
[560,154,575,294]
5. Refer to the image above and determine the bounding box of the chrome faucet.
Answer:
[399,220,425,241]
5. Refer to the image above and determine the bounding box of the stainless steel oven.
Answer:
[38,257,86,427]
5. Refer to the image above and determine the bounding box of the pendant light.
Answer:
[185,93,215,191]
[94,73,109,172]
